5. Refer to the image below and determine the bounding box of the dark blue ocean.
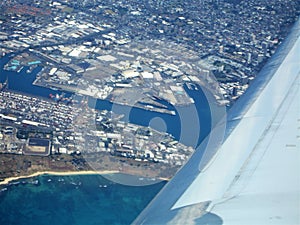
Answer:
[0,175,165,225]
[0,54,217,224]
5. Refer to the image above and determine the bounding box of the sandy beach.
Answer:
[0,170,119,186]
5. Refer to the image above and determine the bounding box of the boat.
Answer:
[0,188,7,192]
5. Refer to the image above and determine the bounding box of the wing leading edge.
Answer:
[133,18,300,225]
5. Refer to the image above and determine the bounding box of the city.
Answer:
[0,0,299,181]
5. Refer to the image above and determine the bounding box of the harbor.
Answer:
[0,52,216,181]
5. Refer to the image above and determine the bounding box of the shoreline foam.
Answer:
[0,170,119,186]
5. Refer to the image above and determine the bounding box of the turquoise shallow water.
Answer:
[0,175,166,225]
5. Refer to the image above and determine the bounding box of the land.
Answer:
[0,153,170,186]
[0,0,299,184]
[1,0,299,105]
[0,90,192,182]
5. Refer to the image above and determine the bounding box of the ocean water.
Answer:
[0,175,166,225]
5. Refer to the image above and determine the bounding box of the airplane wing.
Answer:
[132,19,300,225]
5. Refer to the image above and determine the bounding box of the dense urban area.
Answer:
[0,0,299,180]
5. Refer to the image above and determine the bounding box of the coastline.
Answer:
[0,170,119,186]
[0,170,170,186]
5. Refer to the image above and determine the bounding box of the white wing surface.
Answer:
[133,19,300,225]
